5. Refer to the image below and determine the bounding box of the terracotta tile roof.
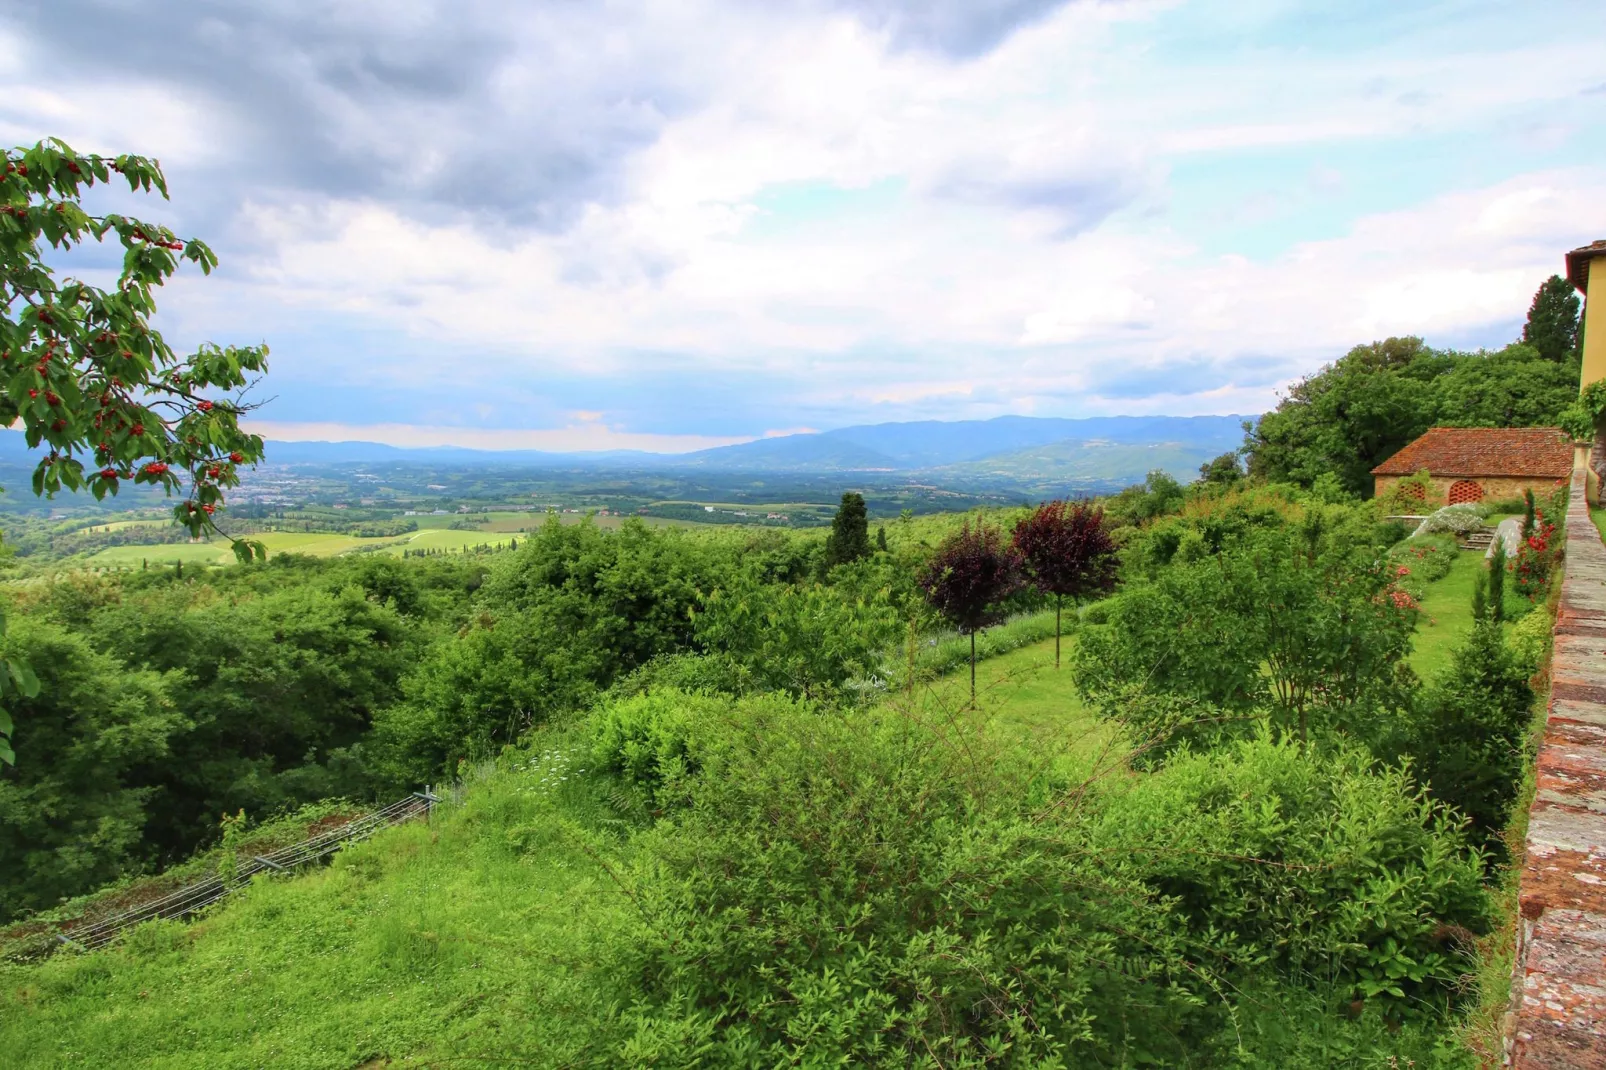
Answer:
[1370,427,1573,478]
[1566,238,1606,295]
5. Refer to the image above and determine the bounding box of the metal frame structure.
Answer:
[56,790,437,952]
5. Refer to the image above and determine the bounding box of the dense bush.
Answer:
[608,694,1215,1066]
[1075,522,1415,749]
[1392,622,1535,856]
[597,692,1490,1063]
[0,619,180,921]
[1093,734,1491,1014]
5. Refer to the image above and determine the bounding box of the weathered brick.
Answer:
[1512,467,1606,1068]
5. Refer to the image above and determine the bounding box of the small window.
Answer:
[1447,480,1483,504]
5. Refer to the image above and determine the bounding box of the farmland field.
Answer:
[76,512,704,568]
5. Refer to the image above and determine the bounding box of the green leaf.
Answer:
[8,659,40,698]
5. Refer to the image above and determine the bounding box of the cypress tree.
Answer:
[824,492,871,569]
[1488,540,1507,625]
[876,525,888,552]
[1522,274,1582,362]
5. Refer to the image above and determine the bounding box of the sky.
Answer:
[2,0,1604,452]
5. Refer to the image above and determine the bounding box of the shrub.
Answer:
[1513,513,1560,602]
[588,689,730,810]
[1507,603,1553,679]
[1092,734,1491,1015]
[1076,525,1415,748]
[1393,622,1535,857]
[609,698,1218,1066]
[603,701,1489,1063]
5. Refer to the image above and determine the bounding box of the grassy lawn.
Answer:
[1408,543,1532,680]
[902,635,1113,771]
[1410,547,1483,679]
[0,760,631,1068]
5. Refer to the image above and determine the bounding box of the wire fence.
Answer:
[57,790,438,951]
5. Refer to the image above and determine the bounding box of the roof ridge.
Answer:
[1370,426,1572,478]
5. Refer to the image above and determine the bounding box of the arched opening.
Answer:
[1447,479,1484,505]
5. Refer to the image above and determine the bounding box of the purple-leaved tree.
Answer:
[1012,501,1119,668]
[918,519,1023,706]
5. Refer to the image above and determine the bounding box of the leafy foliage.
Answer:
[822,490,871,570]
[1522,274,1582,362]
[0,138,270,763]
[1392,622,1534,857]
[1076,519,1416,748]
[693,569,900,701]
[1246,337,1577,496]
[0,139,266,536]
[917,519,1023,636]
[1012,500,1117,667]
[1095,734,1490,1013]
[0,619,180,921]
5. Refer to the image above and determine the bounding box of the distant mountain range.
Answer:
[674,415,1250,474]
[0,414,1255,489]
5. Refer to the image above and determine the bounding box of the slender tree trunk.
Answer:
[1055,594,1062,669]
[970,631,977,707]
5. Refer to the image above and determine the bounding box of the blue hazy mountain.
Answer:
[0,414,1253,486]
[673,415,1250,471]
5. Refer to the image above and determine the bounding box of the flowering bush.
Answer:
[1385,533,1457,598]
[1513,512,1560,601]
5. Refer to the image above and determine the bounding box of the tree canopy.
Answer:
[1522,274,1582,362]
[1245,336,1576,496]
[823,491,871,570]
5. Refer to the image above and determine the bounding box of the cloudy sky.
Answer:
[3,0,1604,451]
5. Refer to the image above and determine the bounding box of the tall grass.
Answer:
[880,608,1065,687]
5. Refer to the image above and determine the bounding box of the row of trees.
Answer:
[1242,276,1585,497]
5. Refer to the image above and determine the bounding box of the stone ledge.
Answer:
[1512,466,1606,1067]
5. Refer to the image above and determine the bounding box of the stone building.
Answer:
[1370,426,1572,506]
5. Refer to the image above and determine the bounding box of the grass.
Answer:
[1408,544,1536,680]
[899,632,1112,776]
[76,514,705,569]
[0,629,1113,1067]
[0,741,634,1068]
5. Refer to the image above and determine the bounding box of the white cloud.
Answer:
[241,420,753,453]
[6,0,1606,441]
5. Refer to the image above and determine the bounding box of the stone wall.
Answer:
[1508,466,1606,1068]
[1374,474,1566,508]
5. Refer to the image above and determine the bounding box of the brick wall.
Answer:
[1374,475,1563,507]
[1507,467,1606,1068]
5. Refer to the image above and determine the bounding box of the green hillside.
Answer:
[938,437,1224,488]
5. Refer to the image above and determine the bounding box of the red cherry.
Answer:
[229,451,244,463]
